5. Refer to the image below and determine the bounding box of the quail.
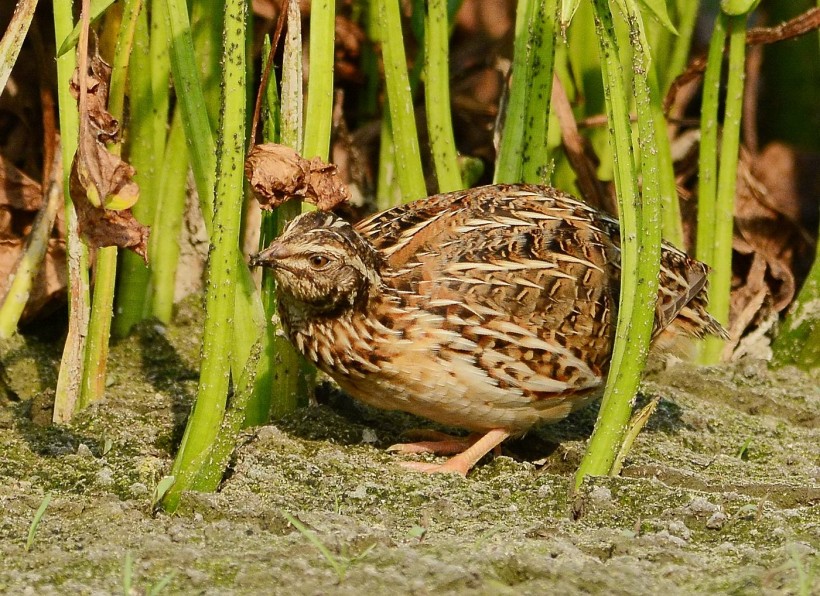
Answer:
[251,184,727,475]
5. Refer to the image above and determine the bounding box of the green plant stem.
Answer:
[665,0,700,92]
[303,0,334,160]
[164,0,249,511]
[0,176,61,338]
[376,107,401,209]
[701,13,747,364]
[260,2,314,420]
[113,7,154,337]
[575,0,659,487]
[424,0,461,192]
[494,0,559,184]
[114,0,173,336]
[695,15,725,276]
[521,0,558,184]
[52,0,88,423]
[380,0,426,201]
[0,0,38,95]
[149,109,189,323]
[162,0,271,425]
[494,0,535,183]
[80,0,142,407]
[649,68,683,248]
[162,0,215,203]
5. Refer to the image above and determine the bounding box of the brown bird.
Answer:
[251,184,727,476]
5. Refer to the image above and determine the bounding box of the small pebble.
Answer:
[706,511,726,530]
[76,443,94,458]
[589,486,613,507]
[95,467,114,486]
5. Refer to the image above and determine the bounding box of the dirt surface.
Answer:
[0,299,818,595]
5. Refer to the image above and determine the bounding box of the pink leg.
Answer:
[387,430,477,455]
[397,429,511,477]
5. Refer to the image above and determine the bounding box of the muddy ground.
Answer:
[0,299,818,595]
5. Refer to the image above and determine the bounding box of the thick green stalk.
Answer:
[149,109,189,323]
[162,0,270,424]
[665,0,700,92]
[190,0,223,132]
[303,0,334,161]
[80,0,142,406]
[424,0,461,192]
[261,2,314,420]
[380,0,426,201]
[494,0,534,183]
[162,0,215,204]
[649,68,683,248]
[521,0,558,184]
[575,0,658,486]
[695,15,726,274]
[376,108,401,209]
[114,0,173,336]
[164,0,248,511]
[52,0,89,423]
[701,13,748,363]
[113,8,154,337]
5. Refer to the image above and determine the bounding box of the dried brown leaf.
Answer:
[67,41,145,258]
[0,156,42,212]
[71,191,149,261]
[69,45,139,211]
[245,143,351,211]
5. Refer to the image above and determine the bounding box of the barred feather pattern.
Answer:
[255,184,727,435]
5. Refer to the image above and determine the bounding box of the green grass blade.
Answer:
[695,15,725,273]
[424,0,462,192]
[303,0,335,160]
[161,0,216,207]
[80,0,143,407]
[701,13,748,363]
[0,0,37,95]
[149,109,189,324]
[113,8,155,337]
[25,493,52,551]
[575,0,657,486]
[163,0,250,510]
[380,0,426,201]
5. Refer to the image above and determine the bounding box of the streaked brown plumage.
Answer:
[251,184,727,475]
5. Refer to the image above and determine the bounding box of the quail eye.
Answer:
[309,254,330,269]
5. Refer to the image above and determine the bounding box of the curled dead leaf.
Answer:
[71,189,149,261]
[67,38,146,259]
[70,47,139,211]
[244,143,351,211]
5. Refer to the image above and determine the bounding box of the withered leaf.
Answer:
[0,156,42,212]
[68,38,145,259]
[71,189,149,261]
[245,143,351,211]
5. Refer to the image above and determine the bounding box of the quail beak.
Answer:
[249,241,291,268]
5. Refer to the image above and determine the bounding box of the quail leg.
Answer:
[386,430,477,455]
[396,429,511,476]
